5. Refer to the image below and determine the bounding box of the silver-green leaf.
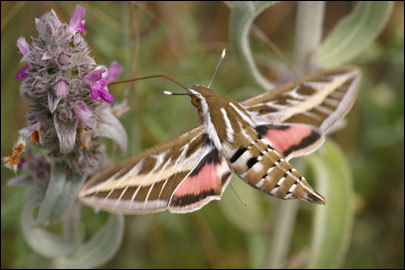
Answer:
[57,214,125,269]
[230,1,280,90]
[36,162,86,225]
[21,187,80,258]
[318,1,393,67]
[307,140,354,268]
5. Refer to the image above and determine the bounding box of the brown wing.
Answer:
[79,125,231,214]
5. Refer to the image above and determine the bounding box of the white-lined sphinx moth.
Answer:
[78,66,361,214]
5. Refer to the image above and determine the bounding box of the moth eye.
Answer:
[191,96,201,107]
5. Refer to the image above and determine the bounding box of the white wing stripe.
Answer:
[230,102,254,127]
[221,108,234,142]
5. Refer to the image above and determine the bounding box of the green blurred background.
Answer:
[1,1,403,268]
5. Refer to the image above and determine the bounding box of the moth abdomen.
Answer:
[229,139,326,205]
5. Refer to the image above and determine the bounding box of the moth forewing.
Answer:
[242,66,362,133]
[78,126,207,214]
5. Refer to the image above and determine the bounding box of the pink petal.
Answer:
[90,85,99,100]
[17,37,30,56]
[99,88,114,103]
[15,64,29,80]
[85,68,105,82]
[68,5,86,33]
[78,20,87,34]
[53,79,69,97]
[99,79,107,88]
[105,62,123,84]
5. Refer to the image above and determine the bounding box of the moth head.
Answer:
[188,85,219,102]
[190,94,201,107]
[185,86,206,122]
[187,85,231,124]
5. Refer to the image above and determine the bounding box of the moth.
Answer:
[78,55,361,214]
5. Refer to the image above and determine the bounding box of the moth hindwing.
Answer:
[79,66,361,214]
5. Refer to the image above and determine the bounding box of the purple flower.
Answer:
[98,87,114,103]
[85,68,104,82]
[17,37,30,56]
[68,5,86,34]
[73,103,92,121]
[85,68,114,103]
[78,20,87,34]
[15,64,29,80]
[53,79,69,97]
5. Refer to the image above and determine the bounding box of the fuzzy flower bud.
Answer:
[17,37,30,56]
[53,79,69,97]
[105,62,123,84]
[73,103,93,121]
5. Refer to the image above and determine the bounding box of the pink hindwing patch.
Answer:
[174,163,219,197]
[256,124,323,159]
[169,150,231,213]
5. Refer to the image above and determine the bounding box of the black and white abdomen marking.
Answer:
[227,137,326,204]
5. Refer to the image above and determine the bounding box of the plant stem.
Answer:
[266,200,299,268]
[294,2,325,74]
[62,203,81,239]
[266,2,325,268]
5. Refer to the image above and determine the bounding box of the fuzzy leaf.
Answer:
[95,108,128,154]
[307,140,354,268]
[318,1,393,67]
[54,114,78,154]
[21,187,80,257]
[230,1,279,89]
[48,92,62,113]
[57,214,125,268]
[36,162,85,225]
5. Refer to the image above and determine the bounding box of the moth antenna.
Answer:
[208,48,226,88]
[163,90,188,96]
[108,75,189,92]
[230,183,247,207]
